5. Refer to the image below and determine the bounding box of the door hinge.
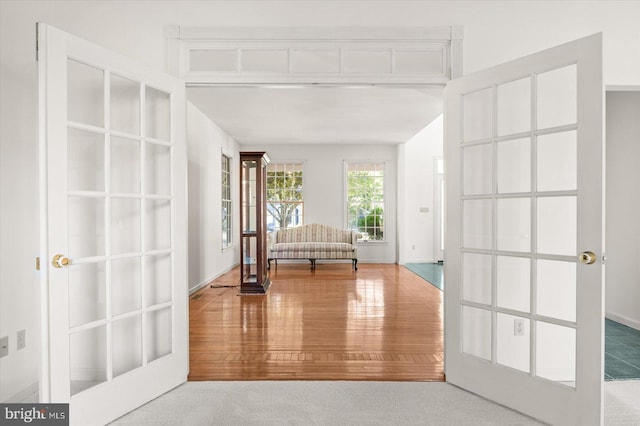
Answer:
[36,257,40,271]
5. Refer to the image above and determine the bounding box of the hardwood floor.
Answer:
[188,263,444,381]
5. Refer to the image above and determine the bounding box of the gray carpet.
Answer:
[110,380,640,425]
[110,381,543,425]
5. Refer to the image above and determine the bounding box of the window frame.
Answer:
[344,160,387,243]
[266,162,305,232]
[221,153,233,250]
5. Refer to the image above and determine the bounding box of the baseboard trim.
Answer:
[3,382,39,403]
[606,312,640,331]
[189,262,239,295]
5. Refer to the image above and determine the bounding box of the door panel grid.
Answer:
[459,65,580,386]
[446,35,603,426]
[40,24,187,425]
[66,60,174,395]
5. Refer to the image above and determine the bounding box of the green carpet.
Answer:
[605,319,640,380]
[404,263,444,291]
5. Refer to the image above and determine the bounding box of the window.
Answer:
[221,154,232,249]
[346,162,385,241]
[266,163,303,232]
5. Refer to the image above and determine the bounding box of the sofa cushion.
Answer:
[271,242,355,254]
[276,224,352,244]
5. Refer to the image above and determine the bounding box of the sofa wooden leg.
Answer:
[353,259,358,271]
[310,259,316,270]
[267,259,271,270]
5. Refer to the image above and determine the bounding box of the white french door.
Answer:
[444,34,604,425]
[38,24,188,426]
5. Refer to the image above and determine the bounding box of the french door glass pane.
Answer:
[497,77,531,136]
[70,326,107,396]
[145,143,171,195]
[537,131,577,192]
[68,197,105,259]
[111,136,141,194]
[536,322,576,387]
[67,59,104,127]
[497,138,531,194]
[537,196,577,256]
[497,198,531,252]
[463,88,493,142]
[146,86,171,141]
[497,313,530,373]
[111,198,141,255]
[537,260,576,322]
[147,308,172,362]
[462,253,492,305]
[69,262,106,327]
[68,128,104,192]
[145,200,171,251]
[462,306,492,360]
[145,254,172,307]
[537,65,577,130]
[110,74,140,136]
[463,199,492,249]
[463,144,492,195]
[112,315,143,377]
[111,257,142,316]
[496,255,530,313]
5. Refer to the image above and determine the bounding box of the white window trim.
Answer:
[266,160,306,232]
[221,152,233,251]
[343,160,388,244]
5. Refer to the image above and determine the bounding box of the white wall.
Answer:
[3,0,640,401]
[398,115,444,264]
[241,144,397,263]
[605,91,640,330]
[186,103,240,292]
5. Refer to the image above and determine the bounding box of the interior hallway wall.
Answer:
[605,91,640,330]
[398,115,444,264]
[186,103,240,293]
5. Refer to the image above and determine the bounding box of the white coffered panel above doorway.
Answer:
[167,26,462,84]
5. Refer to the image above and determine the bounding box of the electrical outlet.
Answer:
[514,319,525,336]
[0,336,8,358]
[17,330,26,350]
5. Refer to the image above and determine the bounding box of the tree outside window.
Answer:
[266,163,303,232]
[346,162,384,241]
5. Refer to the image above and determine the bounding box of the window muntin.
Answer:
[346,162,385,241]
[266,163,303,232]
[221,154,232,249]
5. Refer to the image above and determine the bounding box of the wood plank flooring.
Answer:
[188,263,444,381]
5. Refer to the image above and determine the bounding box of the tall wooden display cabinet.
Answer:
[239,151,271,294]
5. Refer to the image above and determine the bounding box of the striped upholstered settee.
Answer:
[267,223,361,271]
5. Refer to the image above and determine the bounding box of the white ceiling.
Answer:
[186,85,443,145]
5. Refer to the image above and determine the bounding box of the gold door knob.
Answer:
[52,254,70,268]
[578,251,597,265]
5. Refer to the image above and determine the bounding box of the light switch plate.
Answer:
[0,336,8,358]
